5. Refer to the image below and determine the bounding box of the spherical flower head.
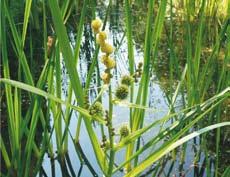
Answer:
[115,84,129,100]
[119,125,130,137]
[101,72,111,84]
[98,31,107,40]
[89,101,104,117]
[121,75,134,86]
[100,43,114,54]
[96,36,106,45]
[101,55,108,63]
[96,31,107,45]
[91,18,102,33]
[106,58,116,69]
[102,57,116,69]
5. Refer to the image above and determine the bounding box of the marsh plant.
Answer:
[0,0,230,177]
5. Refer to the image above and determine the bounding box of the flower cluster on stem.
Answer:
[91,18,116,85]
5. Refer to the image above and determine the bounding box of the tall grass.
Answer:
[1,0,229,176]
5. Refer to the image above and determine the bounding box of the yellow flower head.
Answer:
[96,36,106,45]
[100,43,114,54]
[101,55,116,69]
[98,31,107,40]
[91,18,102,33]
[101,72,111,84]
[101,55,109,63]
[105,58,116,69]
[96,31,107,45]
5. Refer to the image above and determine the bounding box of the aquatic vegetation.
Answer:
[115,84,129,100]
[0,0,229,177]
[119,124,130,138]
[97,31,107,45]
[101,43,114,54]
[121,75,134,86]
[91,18,102,33]
[98,31,107,40]
[101,72,112,84]
[89,101,104,117]
[92,18,116,86]
[101,56,116,69]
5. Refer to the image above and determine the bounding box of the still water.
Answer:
[39,1,228,177]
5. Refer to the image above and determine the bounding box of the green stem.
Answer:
[108,85,115,176]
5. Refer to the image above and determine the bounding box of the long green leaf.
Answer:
[22,0,32,46]
[48,0,108,173]
[124,0,135,117]
[222,167,230,177]
[0,136,11,169]
[0,78,105,124]
[125,122,230,177]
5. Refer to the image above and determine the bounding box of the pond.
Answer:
[42,1,230,176]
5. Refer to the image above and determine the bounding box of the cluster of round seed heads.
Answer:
[115,84,129,100]
[91,18,116,85]
[121,75,134,86]
[89,102,104,117]
[84,93,90,109]
[104,110,115,135]
[115,74,133,101]
[105,110,110,126]
[134,62,143,82]
[119,125,130,138]
[115,65,142,100]
[101,135,110,149]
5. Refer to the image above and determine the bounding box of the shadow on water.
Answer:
[1,0,229,177]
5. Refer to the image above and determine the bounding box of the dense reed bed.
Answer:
[1,0,229,176]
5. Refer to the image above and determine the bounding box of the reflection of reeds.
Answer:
[1,0,230,177]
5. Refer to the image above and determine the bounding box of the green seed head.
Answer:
[104,140,110,150]
[121,75,134,86]
[89,101,104,117]
[138,62,143,68]
[101,140,110,150]
[115,85,129,100]
[119,125,130,137]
